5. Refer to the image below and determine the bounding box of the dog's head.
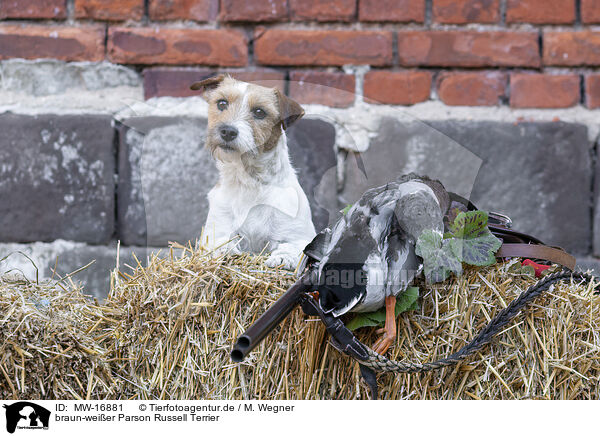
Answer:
[191,75,304,161]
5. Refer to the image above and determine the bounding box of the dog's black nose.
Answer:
[220,125,238,142]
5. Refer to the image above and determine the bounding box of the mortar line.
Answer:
[499,0,507,26]
[66,0,75,22]
[425,0,433,28]
[143,0,150,24]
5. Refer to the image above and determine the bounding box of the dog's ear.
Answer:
[190,74,226,95]
[275,89,304,130]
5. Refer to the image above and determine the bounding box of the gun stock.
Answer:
[231,272,313,362]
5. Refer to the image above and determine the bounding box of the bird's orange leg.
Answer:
[372,295,397,355]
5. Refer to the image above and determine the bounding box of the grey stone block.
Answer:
[0,241,159,300]
[118,117,217,246]
[118,116,339,244]
[47,245,154,300]
[287,118,337,231]
[576,256,600,277]
[341,119,592,254]
[0,114,115,244]
[429,121,592,255]
[340,117,483,224]
[0,59,140,96]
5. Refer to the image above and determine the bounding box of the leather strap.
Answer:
[447,192,576,270]
[489,224,544,245]
[496,243,576,270]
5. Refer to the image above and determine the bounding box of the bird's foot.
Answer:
[371,296,398,355]
[372,328,396,355]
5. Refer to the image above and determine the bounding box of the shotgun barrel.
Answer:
[231,271,313,362]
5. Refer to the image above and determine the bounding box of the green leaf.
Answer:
[446,211,502,267]
[415,230,462,283]
[448,210,489,238]
[340,204,353,215]
[507,260,523,274]
[446,207,462,225]
[346,287,419,331]
[521,265,536,278]
[393,287,419,316]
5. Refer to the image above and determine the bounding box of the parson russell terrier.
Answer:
[190,75,316,270]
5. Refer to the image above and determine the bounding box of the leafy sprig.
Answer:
[346,287,419,331]
[416,210,502,284]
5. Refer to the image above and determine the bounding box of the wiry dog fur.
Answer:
[191,75,316,269]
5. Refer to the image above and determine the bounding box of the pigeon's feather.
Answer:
[303,228,331,262]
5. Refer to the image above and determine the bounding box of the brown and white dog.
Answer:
[191,75,316,269]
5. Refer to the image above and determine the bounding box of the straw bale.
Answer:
[0,273,114,399]
[1,245,598,400]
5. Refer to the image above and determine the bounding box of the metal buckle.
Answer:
[489,211,513,228]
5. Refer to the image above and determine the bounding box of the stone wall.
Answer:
[1,70,598,298]
[1,0,599,298]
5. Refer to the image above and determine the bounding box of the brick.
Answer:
[220,0,287,21]
[0,114,114,244]
[289,71,355,108]
[585,75,600,109]
[582,0,600,23]
[149,0,218,21]
[437,71,506,106]
[432,0,500,23]
[363,71,431,105]
[544,31,600,66]
[143,68,285,99]
[290,0,355,21]
[255,29,393,66]
[359,0,424,22]
[0,0,66,19]
[510,74,580,109]
[398,31,540,67]
[75,0,143,20]
[108,27,247,66]
[506,0,575,23]
[0,25,105,62]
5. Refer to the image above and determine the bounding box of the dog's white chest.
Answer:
[212,182,301,252]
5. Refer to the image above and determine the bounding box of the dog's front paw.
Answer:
[265,251,300,270]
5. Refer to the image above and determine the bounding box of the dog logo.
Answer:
[2,402,50,433]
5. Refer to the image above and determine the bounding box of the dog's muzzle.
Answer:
[220,125,238,142]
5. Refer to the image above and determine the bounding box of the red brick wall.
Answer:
[1,0,599,109]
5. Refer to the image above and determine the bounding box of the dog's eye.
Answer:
[217,99,228,111]
[252,107,267,119]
